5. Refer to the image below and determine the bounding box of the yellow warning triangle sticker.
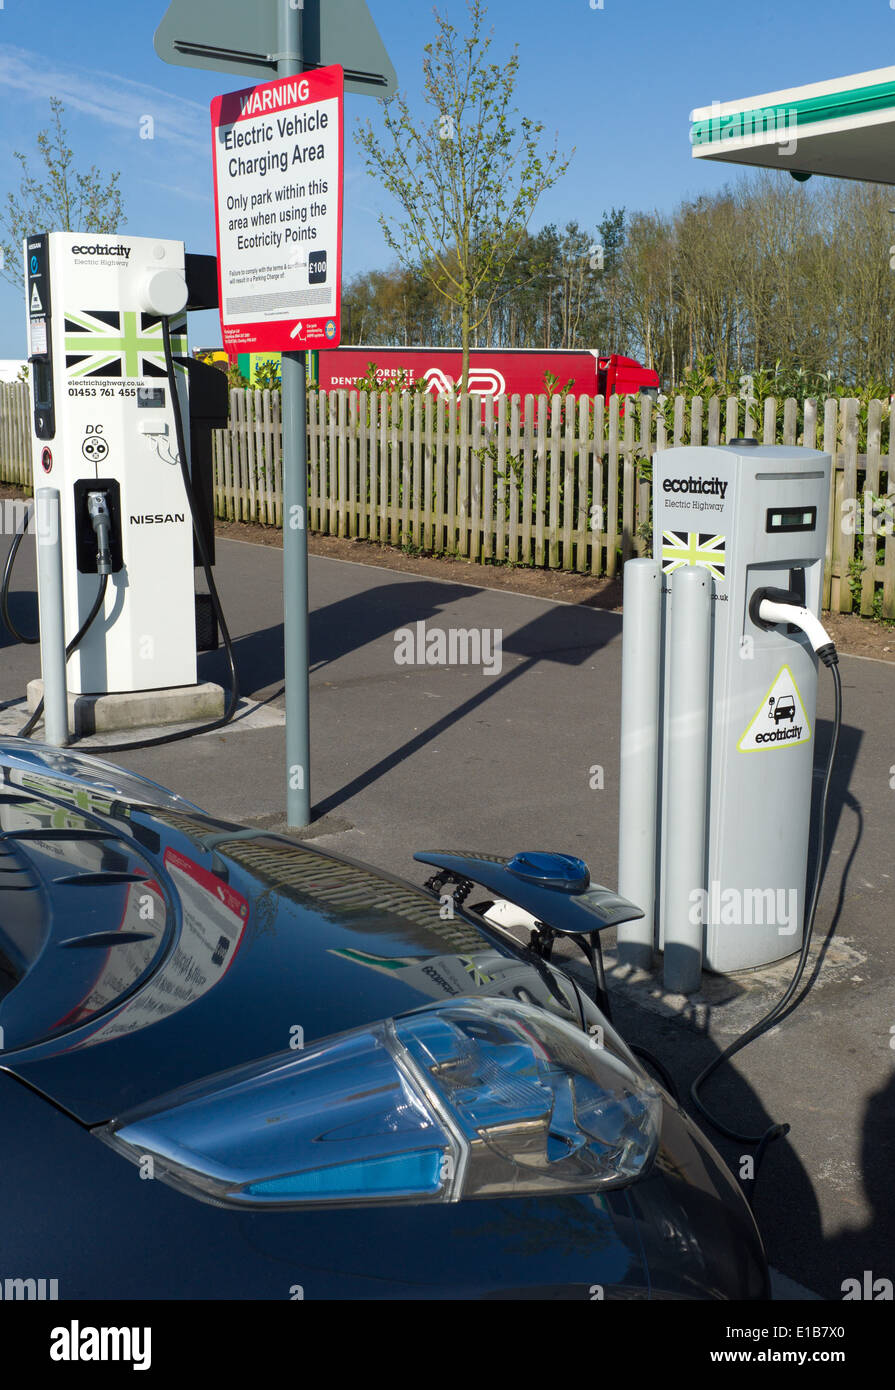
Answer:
[737,664,812,752]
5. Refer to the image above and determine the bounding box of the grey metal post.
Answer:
[617,559,662,969]
[35,488,69,747]
[279,0,311,829]
[662,565,711,994]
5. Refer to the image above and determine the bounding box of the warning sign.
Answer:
[30,283,43,313]
[210,66,343,353]
[737,664,812,752]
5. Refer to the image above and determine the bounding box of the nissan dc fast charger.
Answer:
[11,232,233,741]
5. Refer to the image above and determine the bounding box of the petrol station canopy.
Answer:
[690,65,895,185]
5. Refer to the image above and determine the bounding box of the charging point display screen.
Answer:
[137,387,166,409]
[766,506,817,533]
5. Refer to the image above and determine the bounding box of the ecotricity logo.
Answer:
[738,665,811,752]
[662,475,728,499]
[70,243,131,259]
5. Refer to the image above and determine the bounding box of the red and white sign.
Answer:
[210,67,344,353]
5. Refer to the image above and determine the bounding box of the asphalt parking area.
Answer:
[1,532,892,1300]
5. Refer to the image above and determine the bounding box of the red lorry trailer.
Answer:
[314,346,659,400]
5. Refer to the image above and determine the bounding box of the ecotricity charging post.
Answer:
[618,443,832,987]
[23,233,213,705]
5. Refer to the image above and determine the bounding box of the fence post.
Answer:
[822,397,839,611]
[861,400,882,615]
[839,398,859,614]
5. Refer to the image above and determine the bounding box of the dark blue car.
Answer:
[0,741,768,1300]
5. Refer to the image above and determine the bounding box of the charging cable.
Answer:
[18,495,114,738]
[690,590,842,1195]
[749,586,839,668]
[86,491,113,576]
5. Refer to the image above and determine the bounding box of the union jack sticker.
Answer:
[661,530,726,582]
[64,310,187,380]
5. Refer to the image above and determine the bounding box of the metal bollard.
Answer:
[617,559,663,970]
[661,565,711,994]
[35,488,69,747]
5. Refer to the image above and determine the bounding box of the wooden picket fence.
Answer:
[213,387,895,618]
[0,381,31,489]
[2,380,893,616]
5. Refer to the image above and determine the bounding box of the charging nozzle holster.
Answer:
[749,586,838,666]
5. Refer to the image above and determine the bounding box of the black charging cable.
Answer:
[17,490,113,736]
[18,574,109,738]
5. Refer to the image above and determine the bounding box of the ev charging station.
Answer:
[625,57,895,993]
[617,443,834,988]
[21,232,227,723]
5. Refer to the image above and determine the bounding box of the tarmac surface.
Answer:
[1,530,893,1301]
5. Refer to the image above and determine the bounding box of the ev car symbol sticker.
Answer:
[661,531,726,582]
[737,664,812,751]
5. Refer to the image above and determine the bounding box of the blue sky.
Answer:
[1,0,894,356]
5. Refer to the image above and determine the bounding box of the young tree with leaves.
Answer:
[0,98,125,288]
[355,0,570,392]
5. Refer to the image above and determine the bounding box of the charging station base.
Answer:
[26,680,225,736]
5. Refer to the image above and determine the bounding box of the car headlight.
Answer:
[98,998,661,1209]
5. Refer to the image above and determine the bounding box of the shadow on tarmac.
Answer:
[200,575,624,694]
[4,555,888,1300]
[300,581,621,818]
[196,577,622,818]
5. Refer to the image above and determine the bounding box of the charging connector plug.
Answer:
[749,586,838,667]
[86,491,113,576]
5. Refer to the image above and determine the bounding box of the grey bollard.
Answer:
[35,488,69,747]
[617,559,662,969]
[662,565,711,994]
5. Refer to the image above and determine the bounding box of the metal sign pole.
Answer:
[278,0,311,829]
[159,0,392,833]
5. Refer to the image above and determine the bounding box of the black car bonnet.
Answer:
[0,760,574,1124]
